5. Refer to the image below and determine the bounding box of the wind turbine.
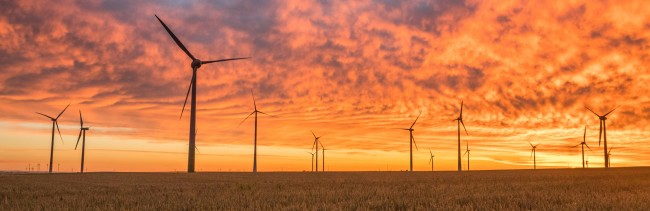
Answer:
[321,143,327,172]
[311,131,323,172]
[397,112,420,172]
[585,106,618,169]
[307,151,314,172]
[572,126,593,169]
[586,155,590,168]
[155,15,250,173]
[529,141,540,170]
[36,103,69,173]
[455,101,468,172]
[463,141,471,171]
[428,149,435,172]
[74,110,90,173]
[239,90,273,173]
[607,146,614,168]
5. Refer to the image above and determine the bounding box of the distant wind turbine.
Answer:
[239,90,274,173]
[529,141,540,170]
[428,149,435,172]
[571,126,593,169]
[74,110,90,173]
[321,144,327,172]
[455,101,468,172]
[463,142,471,171]
[397,112,421,172]
[586,155,590,168]
[155,15,250,173]
[607,146,614,168]
[585,105,618,169]
[311,130,323,172]
[36,103,69,173]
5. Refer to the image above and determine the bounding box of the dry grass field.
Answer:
[1,167,649,210]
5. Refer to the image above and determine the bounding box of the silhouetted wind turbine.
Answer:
[607,146,614,168]
[463,141,471,171]
[455,101,468,172]
[585,106,618,169]
[428,149,435,172]
[239,90,274,173]
[307,151,314,172]
[321,143,327,172]
[397,112,420,172]
[572,126,593,169]
[36,103,69,173]
[311,130,323,172]
[529,141,540,170]
[155,15,250,173]
[74,110,90,173]
[586,155,590,168]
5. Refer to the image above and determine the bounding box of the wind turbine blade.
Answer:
[603,106,619,116]
[598,120,603,146]
[429,157,432,165]
[154,15,195,60]
[311,130,317,139]
[179,73,195,120]
[460,120,469,135]
[583,126,587,142]
[411,136,419,151]
[571,143,580,148]
[258,111,276,117]
[79,110,83,128]
[36,112,53,119]
[55,121,64,144]
[529,141,533,147]
[237,111,255,127]
[608,146,614,154]
[464,150,469,156]
[55,103,70,119]
[584,106,600,117]
[250,90,257,110]
[195,145,201,154]
[460,100,464,118]
[202,57,251,64]
[429,149,432,156]
[311,140,317,151]
[410,111,421,128]
[75,130,82,150]
[585,143,593,152]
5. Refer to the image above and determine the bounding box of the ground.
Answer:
[1,167,649,210]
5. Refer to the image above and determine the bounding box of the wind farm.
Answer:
[1,0,650,210]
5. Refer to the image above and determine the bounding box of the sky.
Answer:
[0,0,649,172]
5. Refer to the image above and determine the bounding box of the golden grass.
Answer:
[1,167,649,210]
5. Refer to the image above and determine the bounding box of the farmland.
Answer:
[1,167,649,210]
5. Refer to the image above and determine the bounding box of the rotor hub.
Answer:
[191,59,202,69]
[600,116,607,120]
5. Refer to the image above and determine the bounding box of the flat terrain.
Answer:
[1,168,649,210]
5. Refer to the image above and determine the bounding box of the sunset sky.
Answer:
[1,0,649,172]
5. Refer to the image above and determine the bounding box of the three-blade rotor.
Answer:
[37,103,70,144]
[155,15,251,120]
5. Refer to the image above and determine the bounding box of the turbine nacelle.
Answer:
[599,116,607,120]
[191,59,202,69]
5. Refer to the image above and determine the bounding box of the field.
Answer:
[1,167,649,210]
